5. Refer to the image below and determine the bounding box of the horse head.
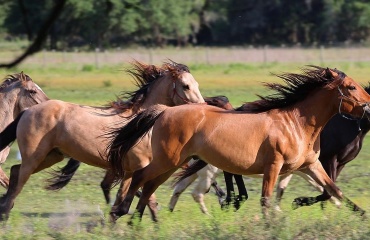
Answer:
[164,61,204,105]
[327,68,370,119]
[17,72,49,108]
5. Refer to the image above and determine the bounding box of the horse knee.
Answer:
[192,192,203,203]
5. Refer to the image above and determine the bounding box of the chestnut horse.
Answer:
[181,84,370,212]
[0,61,204,221]
[0,72,49,188]
[107,66,370,222]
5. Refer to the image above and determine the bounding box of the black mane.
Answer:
[236,66,347,113]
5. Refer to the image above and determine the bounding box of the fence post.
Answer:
[320,46,324,64]
[263,45,268,64]
[62,50,67,63]
[42,49,46,67]
[95,48,100,69]
[148,48,153,64]
[205,47,210,64]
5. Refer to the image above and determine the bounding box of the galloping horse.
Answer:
[181,84,370,212]
[0,72,49,188]
[0,61,204,221]
[107,66,370,222]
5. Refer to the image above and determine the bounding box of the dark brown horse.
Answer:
[0,61,204,221]
[107,66,370,222]
[0,72,49,188]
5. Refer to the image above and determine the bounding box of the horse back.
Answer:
[152,104,282,175]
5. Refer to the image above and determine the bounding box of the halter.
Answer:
[337,85,369,131]
[171,78,191,104]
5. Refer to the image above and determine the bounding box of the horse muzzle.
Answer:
[362,104,370,120]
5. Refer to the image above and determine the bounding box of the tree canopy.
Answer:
[0,0,370,49]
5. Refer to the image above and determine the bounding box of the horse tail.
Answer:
[107,105,167,184]
[172,158,208,186]
[45,158,81,191]
[0,111,25,151]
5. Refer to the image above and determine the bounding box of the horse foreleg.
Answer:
[275,173,293,211]
[233,174,247,210]
[100,169,115,204]
[168,173,197,212]
[192,173,213,214]
[130,168,178,223]
[221,171,235,209]
[211,180,226,200]
[261,162,282,218]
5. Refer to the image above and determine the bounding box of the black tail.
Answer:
[45,158,81,191]
[172,158,208,186]
[0,111,25,151]
[107,105,166,184]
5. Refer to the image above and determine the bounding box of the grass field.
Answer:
[0,55,370,239]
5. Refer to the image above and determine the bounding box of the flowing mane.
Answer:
[236,66,347,113]
[0,73,31,91]
[109,60,190,111]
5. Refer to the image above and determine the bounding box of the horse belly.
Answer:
[194,122,268,175]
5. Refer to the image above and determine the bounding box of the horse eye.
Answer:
[348,85,356,90]
[183,85,190,91]
[28,89,37,94]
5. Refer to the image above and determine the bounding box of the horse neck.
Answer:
[140,77,175,110]
[0,90,19,129]
[289,89,338,142]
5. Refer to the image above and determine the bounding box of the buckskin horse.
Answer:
[0,60,204,221]
[107,66,370,222]
[0,72,49,189]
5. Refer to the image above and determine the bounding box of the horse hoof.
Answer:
[292,198,303,210]
[274,205,282,212]
[109,212,119,223]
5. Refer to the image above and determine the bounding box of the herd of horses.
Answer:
[0,62,369,224]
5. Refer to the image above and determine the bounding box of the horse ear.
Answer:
[324,68,334,79]
[19,71,27,82]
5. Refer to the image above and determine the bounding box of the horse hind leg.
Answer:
[295,161,365,216]
[101,169,115,204]
[0,147,11,189]
[168,173,197,212]
[0,167,9,189]
[0,164,20,220]
[0,149,64,220]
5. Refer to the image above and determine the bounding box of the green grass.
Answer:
[1,59,370,239]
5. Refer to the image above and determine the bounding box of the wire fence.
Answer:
[16,45,370,68]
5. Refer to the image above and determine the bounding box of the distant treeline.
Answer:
[1,0,370,49]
